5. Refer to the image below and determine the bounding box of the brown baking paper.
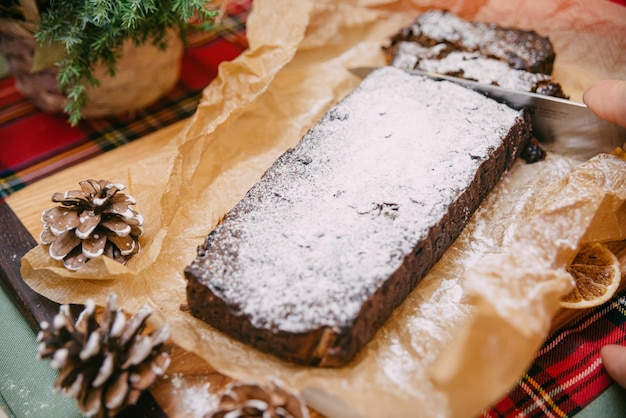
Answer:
[20,0,626,417]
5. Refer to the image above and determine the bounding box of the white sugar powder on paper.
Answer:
[189,66,523,333]
[167,373,219,418]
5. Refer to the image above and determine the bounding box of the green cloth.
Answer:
[0,287,81,418]
[576,383,626,418]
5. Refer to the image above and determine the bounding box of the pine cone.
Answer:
[40,179,144,270]
[37,293,170,418]
[209,380,309,418]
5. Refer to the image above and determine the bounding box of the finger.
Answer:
[601,344,626,388]
[583,80,626,128]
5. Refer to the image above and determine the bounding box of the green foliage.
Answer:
[31,0,217,125]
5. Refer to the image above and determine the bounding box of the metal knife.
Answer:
[350,66,626,160]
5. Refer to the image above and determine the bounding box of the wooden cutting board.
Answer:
[2,120,323,417]
[4,118,623,417]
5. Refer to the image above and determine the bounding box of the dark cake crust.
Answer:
[185,68,532,367]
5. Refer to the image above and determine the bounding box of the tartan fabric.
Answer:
[1,1,626,416]
[0,0,251,199]
[484,286,626,417]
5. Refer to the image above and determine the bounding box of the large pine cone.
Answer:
[209,380,309,418]
[40,179,143,270]
[37,293,170,418]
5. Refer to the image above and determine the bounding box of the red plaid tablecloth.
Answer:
[485,288,626,417]
[0,0,250,198]
[1,0,625,416]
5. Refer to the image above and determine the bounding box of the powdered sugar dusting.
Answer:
[409,10,554,73]
[414,9,484,48]
[394,44,552,92]
[166,373,220,417]
[190,66,523,333]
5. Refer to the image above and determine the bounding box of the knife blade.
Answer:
[350,66,626,160]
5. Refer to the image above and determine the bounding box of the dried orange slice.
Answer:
[560,243,621,309]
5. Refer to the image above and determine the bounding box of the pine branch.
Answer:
[30,0,218,125]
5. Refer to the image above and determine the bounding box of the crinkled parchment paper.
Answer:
[21,0,626,417]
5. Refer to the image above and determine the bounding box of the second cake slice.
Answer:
[185,66,531,366]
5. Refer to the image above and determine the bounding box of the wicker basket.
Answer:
[0,20,183,119]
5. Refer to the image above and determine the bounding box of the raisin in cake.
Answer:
[386,10,567,98]
[185,66,531,367]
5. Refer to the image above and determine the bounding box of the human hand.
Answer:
[601,345,626,388]
[583,79,626,128]
[583,79,626,388]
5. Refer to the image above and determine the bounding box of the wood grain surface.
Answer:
[0,200,59,329]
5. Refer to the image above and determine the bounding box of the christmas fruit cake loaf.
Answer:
[185,66,531,367]
[386,10,567,98]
